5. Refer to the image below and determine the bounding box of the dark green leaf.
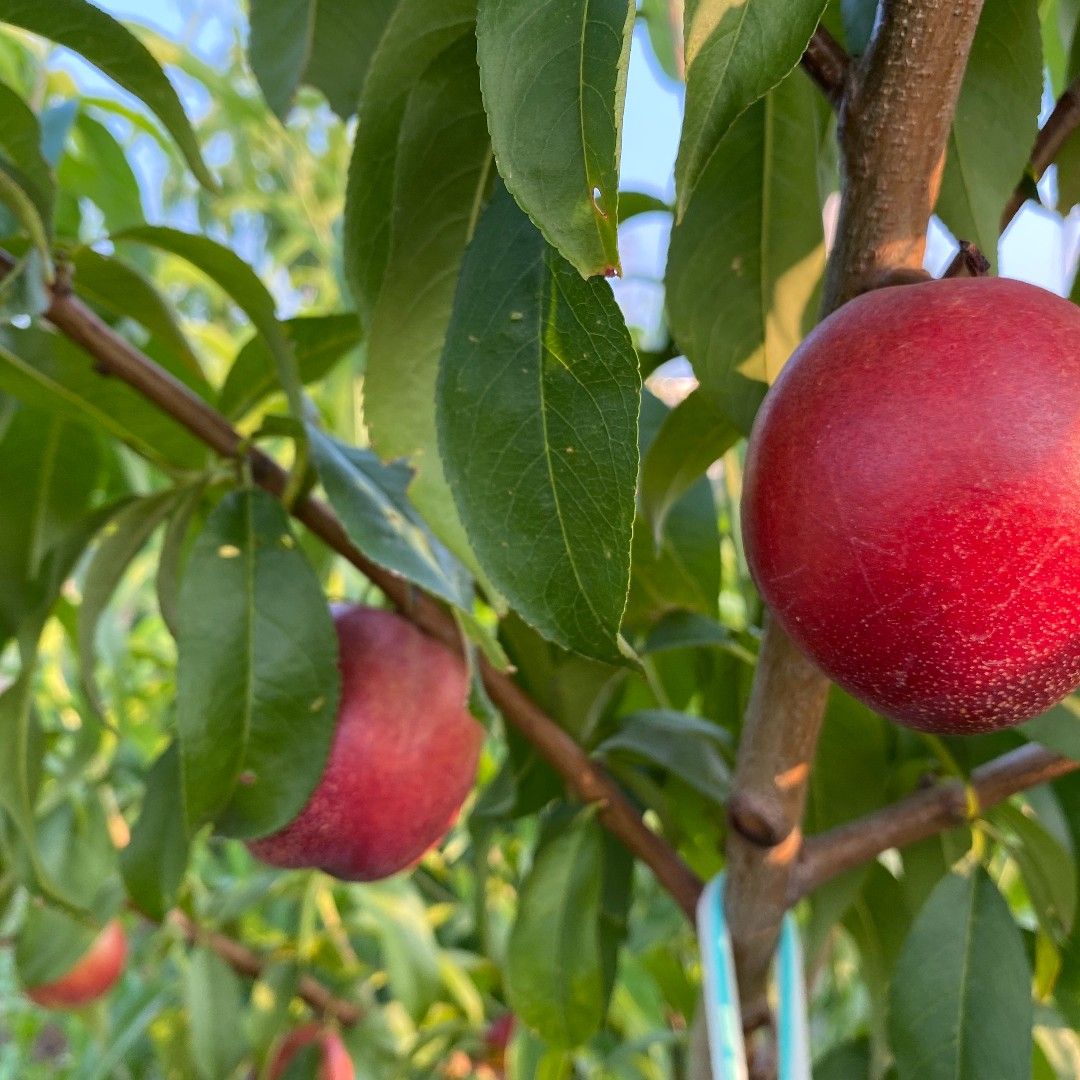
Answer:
[218,313,360,420]
[248,0,396,119]
[343,0,477,327]
[0,81,53,228]
[1026,695,1080,761]
[15,904,99,989]
[364,34,492,567]
[814,1038,872,1080]
[121,744,189,920]
[675,0,828,216]
[638,0,683,81]
[595,710,731,803]
[176,489,340,838]
[641,388,739,544]
[184,947,247,1080]
[477,0,634,276]
[839,0,877,54]
[34,793,118,905]
[617,189,672,224]
[156,481,206,641]
[668,69,826,433]
[888,869,1033,1080]
[0,0,213,188]
[0,325,205,467]
[58,111,144,232]
[936,0,1042,267]
[506,810,610,1047]
[115,226,303,413]
[438,186,640,661]
[78,491,177,721]
[308,427,468,608]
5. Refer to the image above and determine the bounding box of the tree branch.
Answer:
[791,744,1079,901]
[168,910,363,1026]
[2,250,704,923]
[724,0,987,1045]
[1002,75,1080,229]
[800,25,850,109]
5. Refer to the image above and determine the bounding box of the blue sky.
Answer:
[91,0,1077,307]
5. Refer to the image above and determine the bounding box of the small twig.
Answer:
[1002,75,1080,229]
[942,240,991,278]
[0,248,704,923]
[791,744,1078,901]
[168,910,363,1026]
[800,26,850,109]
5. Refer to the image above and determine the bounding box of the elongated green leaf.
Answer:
[639,0,683,80]
[218,314,360,420]
[185,947,246,1080]
[365,34,492,569]
[641,388,739,545]
[675,0,828,216]
[308,428,468,608]
[34,794,117,906]
[343,0,477,327]
[992,802,1077,941]
[0,82,53,228]
[0,160,49,264]
[15,904,99,989]
[936,0,1042,265]
[248,0,396,119]
[121,744,189,921]
[617,189,672,223]
[0,325,205,467]
[438,187,640,661]
[667,69,826,433]
[69,248,204,385]
[58,111,144,232]
[0,0,213,188]
[595,710,731,803]
[1025,695,1080,760]
[477,0,634,276]
[1052,24,1080,209]
[888,869,1032,1080]
[78,491,177,721]
[0,668,43,883]
[177,489,340,838]
[115,226,303,414]
[506,811,610,1047]
[156,482,207,641]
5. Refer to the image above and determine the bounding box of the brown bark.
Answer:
[724,1,987,1053]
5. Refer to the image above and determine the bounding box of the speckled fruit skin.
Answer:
[269,1024,354,1080]
[742,277,1080,734]
[25,920,127,1009]
[248,606,483,880]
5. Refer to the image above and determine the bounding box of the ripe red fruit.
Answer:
[743,277,1080,734]
[268,1024,354,1080]
[24,920,127,1009]
[249,606,483,880]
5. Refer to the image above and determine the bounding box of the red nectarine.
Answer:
[743,277,1080,733]
[269,1023,354,1080]
[249,606,483,880]
[24,919,127,1009]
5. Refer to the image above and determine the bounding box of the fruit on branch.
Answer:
[743,277,1080,734]
[249,606,483,880]
[24,920,127,1009]
[268,1023,354,1080]
[484,1013,515,1072]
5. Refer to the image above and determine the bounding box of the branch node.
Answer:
[728,792,789,849]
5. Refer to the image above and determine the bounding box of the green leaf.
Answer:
[114,225,304,414]
[308,428,468,608]
[506,810,610,1048]
[0,669,44,886]
[639,0,683,81]
[936,0,1042,267]
[343,0,477,327]
[667,69,826,433]
[156,481,206,641]
[0,325,206,468]
[992,801,1077,941]
[78,491,177,721]
[121,744,189,921]
[477,0,634,277]
[839,0,877,54]
[58,111,144,233]
[184,946,247,1080]
[0,0,214,189]
[675,0,828,216]
[15,904,99,989]
[1054,32,1080,210]
[617,189,672,223]
[69,248,205,386]
[641,388,739,544]
[888,869,1033,1080]
[248,0,396,120]
[176,489,341,839]
[33,793,118,906]
[814,1038,872,1080]
[1024,695,1080,760]
[364,34,493,571]
[595,710,731,803]
[218,313,360,421]
[0,81,53,229]
[438,186,640,662]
